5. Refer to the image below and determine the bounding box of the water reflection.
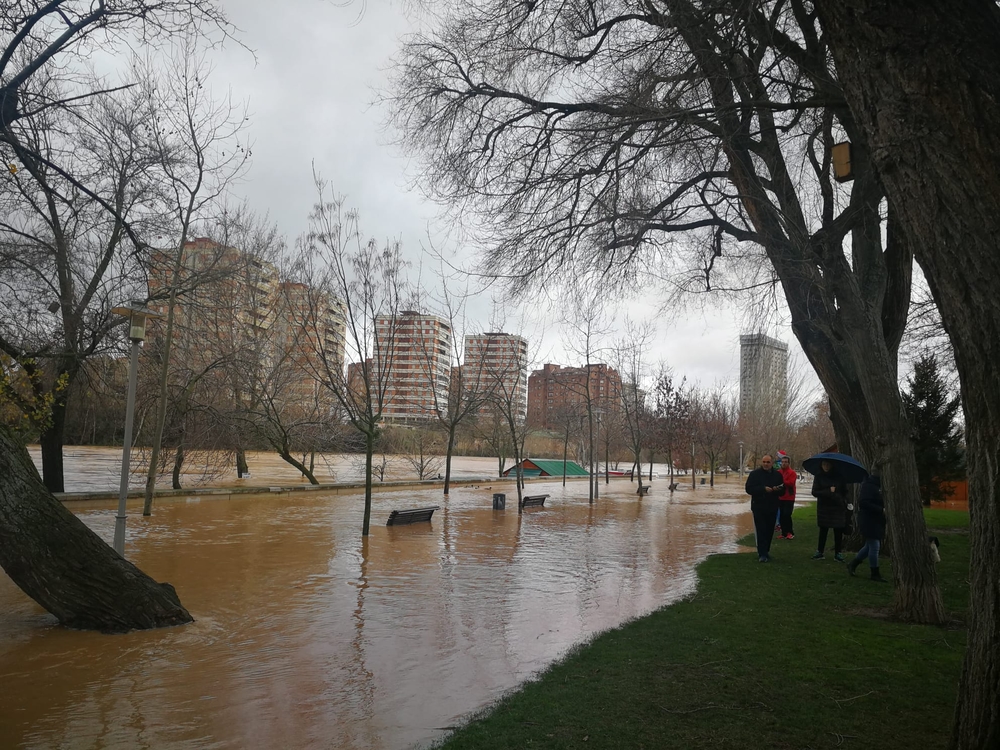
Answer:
[0,480,752,749]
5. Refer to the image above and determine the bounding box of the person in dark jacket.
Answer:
[848,475,887,582]
[745,455,786,562]
[811,460,849,561]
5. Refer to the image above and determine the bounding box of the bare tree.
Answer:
[299,174,407,536]
[0,78,161,492]
[412,273,493,494]
[142,46,251,515]
[392,0,942,622]
[561,294,612,502]
[398,424,445,480]
[691,383,738,487]
[613,320,654,489]
[0,0,234,631]
[651,367,692,487]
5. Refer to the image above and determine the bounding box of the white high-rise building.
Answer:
[739,333,788,422]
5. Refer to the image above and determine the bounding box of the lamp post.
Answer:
[739,441,744,480]
[691,440,696,490]
[111,301,162,557]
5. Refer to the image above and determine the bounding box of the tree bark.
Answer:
[812,2,1000,745]
[171,444,185,490]
[236,449,249,478]
[38,397,67,494]
[0,426,193,632]
[362,431,374,536]
[444,424,456,496]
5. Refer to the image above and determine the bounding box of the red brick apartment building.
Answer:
[377,311,452,423]
[526,363,622,430]
[464,332,529,421]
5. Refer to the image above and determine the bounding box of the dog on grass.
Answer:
[929,536,941,563]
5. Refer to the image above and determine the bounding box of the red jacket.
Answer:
[778,466,797,502]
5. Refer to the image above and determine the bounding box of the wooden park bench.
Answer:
[386,506,440,526]
[521,494,549,508]
[668,483,679,492]
[637,485,650,496]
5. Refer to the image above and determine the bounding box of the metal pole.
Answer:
[114,338,141,556]
[691,441,696,489]
[739,443,744,480]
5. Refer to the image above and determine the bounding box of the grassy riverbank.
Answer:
[437,505,969,749]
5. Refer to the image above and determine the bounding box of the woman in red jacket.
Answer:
[777,452,797,539]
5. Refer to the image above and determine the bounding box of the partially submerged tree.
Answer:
[299,175,406,536]
[0,80,159,492]
[0,0,234,632]
[613,321,654,488]
[0,426,192,631]
[392,0,942,622]
[142,47,251,515]
[691,383,738,487]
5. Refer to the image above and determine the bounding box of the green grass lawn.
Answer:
[436,505,968,749]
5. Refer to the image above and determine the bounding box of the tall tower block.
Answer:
[739,333,789,422]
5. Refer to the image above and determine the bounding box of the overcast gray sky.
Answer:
[206,0,818,397]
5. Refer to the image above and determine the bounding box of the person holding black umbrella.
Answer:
[745,454,785,562]
[810,459,849,561]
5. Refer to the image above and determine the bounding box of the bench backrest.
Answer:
[521,494,548,507]
[386,506,440,526]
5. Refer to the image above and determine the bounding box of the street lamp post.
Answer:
[691,440,696,490]
[111,301,162,557]
[739,441,744,481]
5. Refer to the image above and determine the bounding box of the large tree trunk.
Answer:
[171,443,185,490]
[236,448,249,478]
[813,3,1000,746]
[0,426,193,632]
[38,394,69,494]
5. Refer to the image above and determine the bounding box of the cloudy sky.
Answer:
[206,0,817,396]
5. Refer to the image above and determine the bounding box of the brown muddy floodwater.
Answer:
[0,479,753,749]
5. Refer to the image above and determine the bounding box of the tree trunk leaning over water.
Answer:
[0,426,193,633]
[812,2,1000,747]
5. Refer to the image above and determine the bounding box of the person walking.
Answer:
[777,451,797,539]
[848,475,887,582]
[745,455,786,563]
[811,460,849,561]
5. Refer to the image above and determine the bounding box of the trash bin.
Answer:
[492,493,506,510]
[700,477,706,485]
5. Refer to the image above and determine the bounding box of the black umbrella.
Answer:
[802,452,869,483]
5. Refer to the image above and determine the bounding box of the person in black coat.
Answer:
[745,455,786,562]
[848,475,887,582]
[811,460,849,561]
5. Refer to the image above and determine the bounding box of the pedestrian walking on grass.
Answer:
[811,460,849,561]
[777,452,797,539]
[848,475,887,582]
[745,455,786,563]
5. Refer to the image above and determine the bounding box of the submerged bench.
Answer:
[386,506,440,526]
[638,485,650,496]
[521,494,548,508]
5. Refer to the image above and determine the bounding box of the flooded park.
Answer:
[1,453,753,750]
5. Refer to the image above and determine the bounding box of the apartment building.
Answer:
[464,332,529,421]
[377,311,452,423]
[147,237,345,411]
[739,333,788,423]
[526,362,622,430]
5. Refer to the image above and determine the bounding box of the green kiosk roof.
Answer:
[503,458,589,477]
